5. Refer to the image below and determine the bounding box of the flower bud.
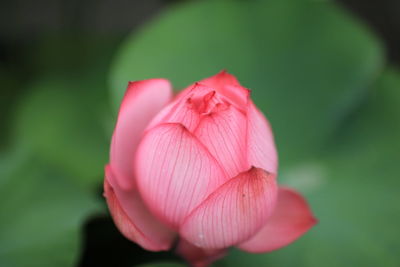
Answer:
[104,71,316,266]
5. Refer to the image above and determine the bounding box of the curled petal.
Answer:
[247,101,278,174]
[200,70,249,110]
[104,165,176,251]
[180,167,277,249]
[135,123,228,229]
[176,239,227,267]
[146,83,214,132]
[110,79,172,190]
[146,72,249,132]
[147,98,201,132]
[194,105,249,177]
[238,187,317,253]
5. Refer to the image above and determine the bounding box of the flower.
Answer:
[104,71,317,266]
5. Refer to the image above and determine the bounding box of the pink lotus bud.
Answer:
[104,71,317,266]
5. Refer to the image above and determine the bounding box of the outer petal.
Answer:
[247,101,278,174]
[176,239,227,267]
[104,165,176,251]
[238,187,317,253]
[194,105,249,177]
[110,79,172,190]
[200,70,249,110]
[135,123,228,229]
[180,167,277,249]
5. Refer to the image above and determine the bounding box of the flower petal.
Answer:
[180,167,277,249]
[200,70,249,110]
[194,105,249,177]
[135,123,228,229]
[146,72,250,132]
[110,79,172,190]
[104,165,176,251]
[146,83,214,132]
[238,187,317,253]
[176,239,227,267]
[201,70,241,87]
[247,101,278,174]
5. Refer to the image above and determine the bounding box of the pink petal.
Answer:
[238,187,317,253]
[150,98,200,132]
[146,72,250,132]
[145,83,213,132]
[194,105,249,177]
[104,165,176,251]
[200,70,249,110]
[247,101,278,174]
[135,123,228,229]
[176,238,227,267]
[110,79,172,190]
[180,167,277,249]
[201,70,241,87]
[171,71,241,105]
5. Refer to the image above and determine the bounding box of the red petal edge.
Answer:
[238,186,317,253]
[180,167,277,249]
[104,165,176,251]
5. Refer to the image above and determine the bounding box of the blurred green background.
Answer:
[1,0,399,266]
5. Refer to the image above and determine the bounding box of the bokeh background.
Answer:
[1,0,399,266]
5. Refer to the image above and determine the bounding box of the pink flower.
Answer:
[104,71,317,266]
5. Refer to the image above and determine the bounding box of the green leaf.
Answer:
[0,66,21,151]
[110,0,383,165]
[0,148,101,267]
[13,76,110,189]
[218,68,400,267]
[301,68,400,267]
